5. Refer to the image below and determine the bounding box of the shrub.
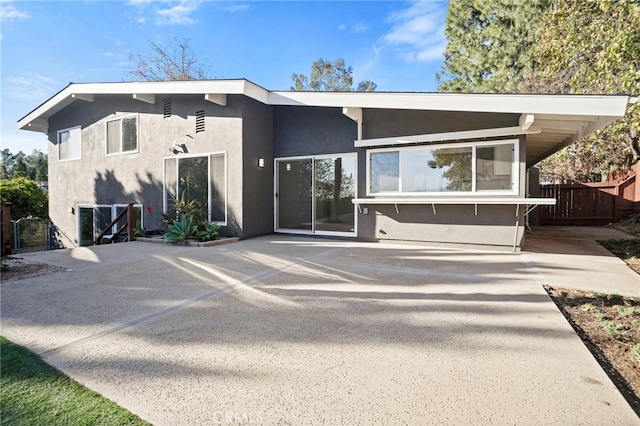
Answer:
[198,222,220,242]
[0,177,48,219]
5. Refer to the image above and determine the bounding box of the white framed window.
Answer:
[106,114,138,155]
[163,152,227,225]
[58,126,82,161]
[367,139,518,195]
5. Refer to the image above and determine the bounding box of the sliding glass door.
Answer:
[276,154,357,236]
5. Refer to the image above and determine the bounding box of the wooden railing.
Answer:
[95,203,134,245]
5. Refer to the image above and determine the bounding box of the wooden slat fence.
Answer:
[539,165,639,226]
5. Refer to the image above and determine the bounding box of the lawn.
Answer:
[0,336,150,426]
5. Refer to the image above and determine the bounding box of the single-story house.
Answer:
[18,80,633,250]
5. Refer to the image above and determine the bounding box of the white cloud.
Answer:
[383,1,447,63]
[4,74,55,101]
[339,22,369,34]
[224,4,250,13]
[155,1,199,26]
[0,1,30,22]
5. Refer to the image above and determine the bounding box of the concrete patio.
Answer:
[1,230,638,425]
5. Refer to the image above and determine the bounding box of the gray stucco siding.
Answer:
[357,204,524,249]
[240,97,274,238]
[273,106,358,157]
[47,94,246,245]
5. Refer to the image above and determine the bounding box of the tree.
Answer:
[437,1,550,93]
[126,37,211,81]
[0,149,48,181]
[0,177,48,219]
[292,58,377,92]
[0,149,14,180]
[25,149,48,181]
[12,152,28,178]
[526,0,640,183]
[438,0,639,183]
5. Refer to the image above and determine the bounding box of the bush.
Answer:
[0,177,48,219]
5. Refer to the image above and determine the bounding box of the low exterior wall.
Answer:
[357,204,524,250]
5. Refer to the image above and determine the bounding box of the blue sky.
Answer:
[1,0,448,154]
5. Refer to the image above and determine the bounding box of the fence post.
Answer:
[2,203,13,256]
[127,203,134,242]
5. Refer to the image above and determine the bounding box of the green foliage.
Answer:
[439,0,639,182]
[133,221,146,237]
[0,177,48,219]
[198,221,220,242]
[0,336,149,425]
[1,148,48,181]
[603,321,631,342]
[531,1,640,182]
[632,344,640,365]
[292,58,377,92]
[437,1,550,93]
[163,213,197,243]
[162,193,205,227]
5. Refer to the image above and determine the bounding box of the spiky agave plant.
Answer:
[163,214,197,243]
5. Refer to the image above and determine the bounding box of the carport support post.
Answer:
[2,203,13,256]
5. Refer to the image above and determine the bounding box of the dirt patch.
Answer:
[1,257,65,282]
[546,286,640,416]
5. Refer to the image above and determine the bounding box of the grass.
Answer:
[0,336,150,426]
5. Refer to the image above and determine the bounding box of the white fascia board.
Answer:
[268,91,630,117]
[355,126,540,148]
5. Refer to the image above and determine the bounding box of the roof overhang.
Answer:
[17,79,270,133]
[17,80,632,166]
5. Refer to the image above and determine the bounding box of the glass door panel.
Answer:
[277,159,313,230]
[315,156,356,233]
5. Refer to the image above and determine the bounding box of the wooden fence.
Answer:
[539,164,639,226]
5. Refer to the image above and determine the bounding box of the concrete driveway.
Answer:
[1,233,638,425]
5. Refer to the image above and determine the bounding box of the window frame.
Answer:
[366,139,519,196]
[105,113,139,156]
[57,125,82,162]
[162,151,228,225]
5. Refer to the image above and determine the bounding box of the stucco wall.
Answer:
[355,112,527,249]
[47,94,245,246]
[273,106,358,157]
[241,97,274,238]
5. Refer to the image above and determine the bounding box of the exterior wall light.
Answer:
[258,158,265,168]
